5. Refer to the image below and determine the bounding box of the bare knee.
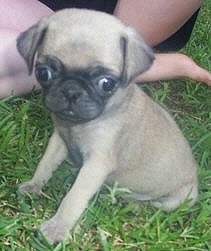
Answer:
[0,74,40,98]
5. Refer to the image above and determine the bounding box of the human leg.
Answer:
[114,0,210,86]
[114,0,202,47]
[137,53,211,86]
[0,0,53,98]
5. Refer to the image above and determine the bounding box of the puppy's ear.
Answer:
[17,19,48,75]
[120,27,154,85]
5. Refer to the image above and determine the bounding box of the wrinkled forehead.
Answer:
[38,19,124,74]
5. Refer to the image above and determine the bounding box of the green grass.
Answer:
[0,2,211,250]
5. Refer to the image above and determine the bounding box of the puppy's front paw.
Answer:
[18,180,42,195]
[40,217,69,244]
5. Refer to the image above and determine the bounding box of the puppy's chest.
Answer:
[57,125,100,168]
[58,122,119,169]
[57,127,84,169]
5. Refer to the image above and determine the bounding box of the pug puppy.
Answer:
[17,9,198,244]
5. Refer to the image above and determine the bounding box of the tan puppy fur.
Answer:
[17,9,198,244]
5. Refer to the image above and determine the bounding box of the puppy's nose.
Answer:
[64,90,83,103]
[45,91,69,112]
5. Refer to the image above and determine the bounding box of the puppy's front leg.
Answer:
[40,157,112,244]
[19,129,68,194]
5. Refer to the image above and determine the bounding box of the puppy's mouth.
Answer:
[45,88,104,123]
[55,101,103,123]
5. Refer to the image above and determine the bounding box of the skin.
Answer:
[0,0,210,98]
[114,0,211,84]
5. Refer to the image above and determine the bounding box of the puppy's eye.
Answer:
[98,77,116,94]
[35,66,52,85]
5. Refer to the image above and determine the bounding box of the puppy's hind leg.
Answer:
[151,182,198,212]
[19,129,68,194]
